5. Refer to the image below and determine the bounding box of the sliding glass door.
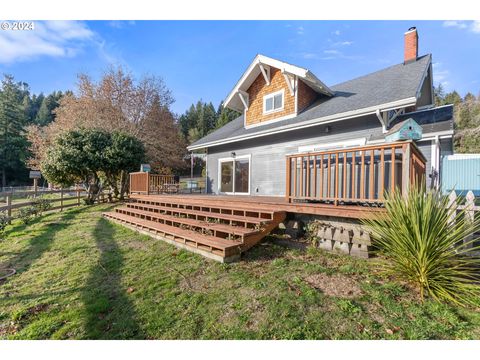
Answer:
[219,156,250,194]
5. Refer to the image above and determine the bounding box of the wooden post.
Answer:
[146,173,150,195]
[34,178,38,198]
[402,143,411,197]
[285,157,291,203]
[60,188,64,211]
[464,191,475,248]
[77,188,80,206]
[447,190,457,228]
[6,194,12,223]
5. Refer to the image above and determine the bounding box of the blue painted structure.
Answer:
[442,154,480,196]
[385,118,423,142]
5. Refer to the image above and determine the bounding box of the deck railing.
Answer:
[285,140,426,204]
[129,172,178,195]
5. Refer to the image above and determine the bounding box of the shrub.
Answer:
[0,212,10,235]
[18,207,36,224]
[304,221,321,247]
[362,185,480,306]
[30,196,52,215]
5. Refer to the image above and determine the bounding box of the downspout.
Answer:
[190,151,194,194]
[433,135,440,189]
[205,148,208,194]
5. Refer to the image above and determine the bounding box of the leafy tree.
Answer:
[28,68,185,175]
[42,128,145,203]
[104,131,146,200]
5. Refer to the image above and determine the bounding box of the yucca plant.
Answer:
[362,184,480,306]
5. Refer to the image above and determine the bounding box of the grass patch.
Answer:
[0,204,479,339]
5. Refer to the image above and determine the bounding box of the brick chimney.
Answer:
[404,27,418,63]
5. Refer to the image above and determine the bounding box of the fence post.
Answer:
[60,188,64,211]
[402,143,411,198]
[6,194,12,223]
[447,190,457,227]
[146,173,150,195]
[464,190,475,248]
[34,178,38,198]
[77,188,80,206]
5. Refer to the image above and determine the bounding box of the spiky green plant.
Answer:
[362,185,480,306]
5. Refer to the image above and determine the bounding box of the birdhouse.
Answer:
[385,118,422,142]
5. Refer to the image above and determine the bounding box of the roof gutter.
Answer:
[187,96,417,151]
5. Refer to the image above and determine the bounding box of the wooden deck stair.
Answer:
[103,196,286,262]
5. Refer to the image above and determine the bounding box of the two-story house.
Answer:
[187,27,454,197]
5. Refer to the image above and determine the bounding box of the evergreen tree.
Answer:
[216,104,240,129]
[0,75,29,188]
[35,97,52,126]
[179,100,240,142]
[444,91,462,106]
[434,83,445,106]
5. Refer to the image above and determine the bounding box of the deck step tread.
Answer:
[115,207,259,237]
[104,212,242,250]
[125,203,270,225]
[131,196,277,215]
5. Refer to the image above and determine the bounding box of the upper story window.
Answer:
[263,90,284,114]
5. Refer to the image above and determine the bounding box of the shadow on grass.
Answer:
[242,238,292,262]
[81,217,144,339]
[1,207,85,276]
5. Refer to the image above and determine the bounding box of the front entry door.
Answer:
[219,156,250,194]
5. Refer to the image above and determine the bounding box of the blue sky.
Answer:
[1,20,479,115]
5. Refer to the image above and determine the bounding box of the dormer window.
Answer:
[263,90,284,114]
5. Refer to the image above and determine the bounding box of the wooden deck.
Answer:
[103,194,287,262]
[130,194,385,219]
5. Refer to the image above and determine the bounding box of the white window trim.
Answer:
[297,138,367,153]
[217,154,251,195]
[263,89,285,115]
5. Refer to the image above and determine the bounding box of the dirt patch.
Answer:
[26,303,50,318]
[304,273,363,298]
[126,240,149,251]
[0,321,18,337]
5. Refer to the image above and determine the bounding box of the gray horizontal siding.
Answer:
[206,114,454,196]
[208,115,381,196]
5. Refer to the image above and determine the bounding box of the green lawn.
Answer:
[1,204,479,339]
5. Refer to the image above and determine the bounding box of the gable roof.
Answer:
[188,54,432,151]
[224,54,334,112]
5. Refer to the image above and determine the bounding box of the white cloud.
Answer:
[323,49,340,55]
[299,49,362,61]
[443,20,467,29]
[432,62,450,89]
[0,21,94,64]
[471,21,480,33]
[333,30,341,36]
[443,20,480,34]
[108,20,136,29]
[301,52,319,59]
[334,41,353,46]
[297,26,304,35]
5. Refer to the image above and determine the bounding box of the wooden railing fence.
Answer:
[447,190,480,250]
[129,173,178,195]
[286,140,426,205]
[0,188,111,220]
